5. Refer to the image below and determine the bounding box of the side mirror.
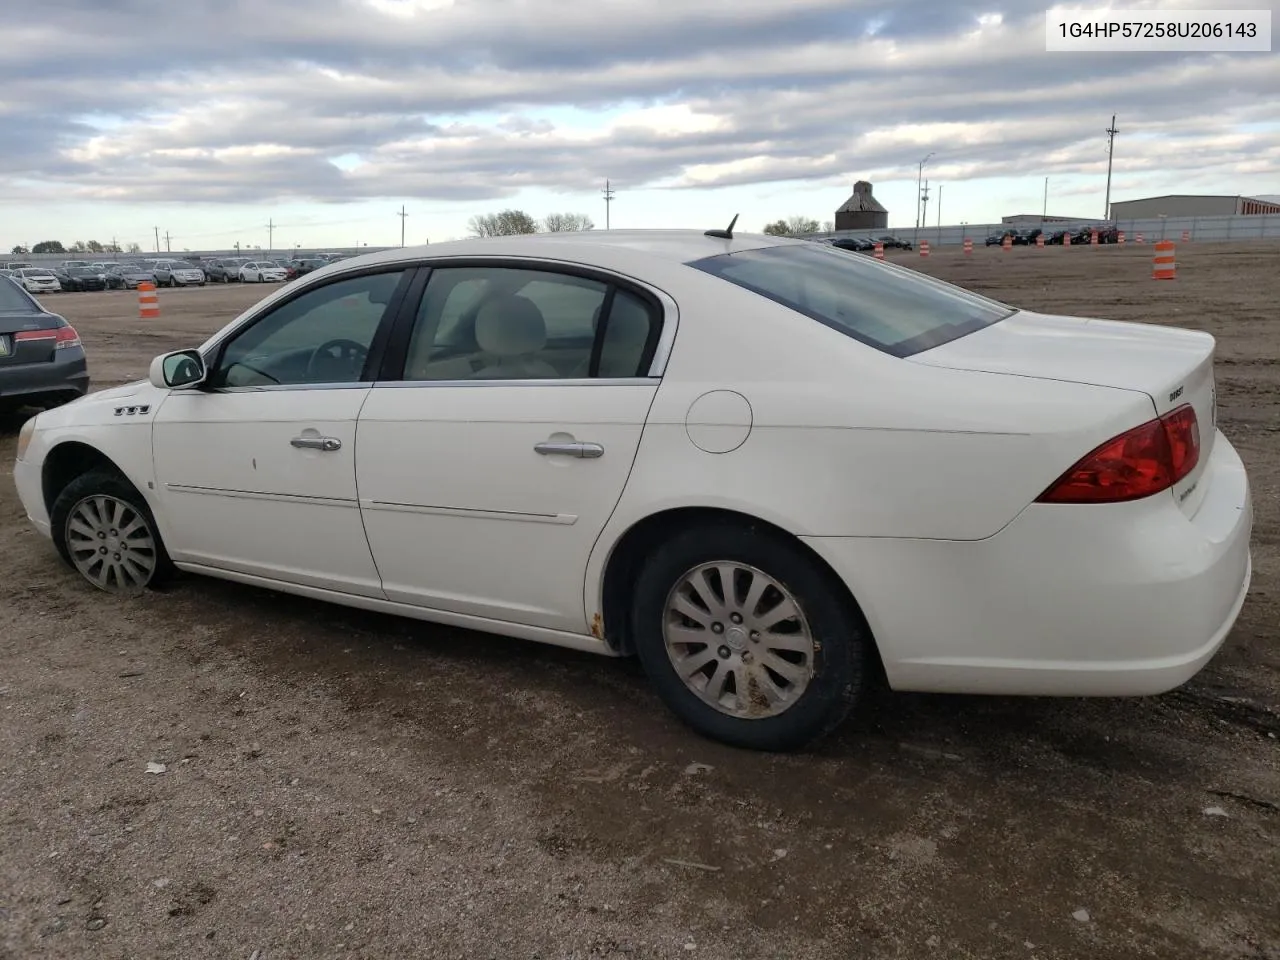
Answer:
[149,349,207,389]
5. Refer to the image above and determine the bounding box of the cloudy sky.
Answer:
[1,0,1276,253]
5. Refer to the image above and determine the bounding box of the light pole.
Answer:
[915,152,935,231]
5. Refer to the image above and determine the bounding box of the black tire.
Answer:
[50,468,175,593]
[630,522,869,752]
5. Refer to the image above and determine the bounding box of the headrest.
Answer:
[474,295,547,356]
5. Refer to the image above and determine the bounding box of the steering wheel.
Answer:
[306,338,369,381]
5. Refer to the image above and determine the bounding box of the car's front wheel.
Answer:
[50,470,174,594]
[631,523,869,752]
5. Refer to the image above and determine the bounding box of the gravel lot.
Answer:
[2,244,1277,960]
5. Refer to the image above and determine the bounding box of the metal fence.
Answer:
[6,213,1279,267]
[808,213,1280,247]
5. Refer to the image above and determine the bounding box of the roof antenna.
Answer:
[704,214,739,240]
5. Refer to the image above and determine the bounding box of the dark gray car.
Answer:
[0,277,90,413]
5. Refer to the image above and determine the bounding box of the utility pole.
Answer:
[267,218,275,253]
[1043,176,1049,220]
[920,180,930,231]
[1104,114,1119,220]
[937,184,943,228]
[915,152,934,230]
[154,226,160,253]
[164,231,172,253]
[602,179,615,230]
[397,205,408,246]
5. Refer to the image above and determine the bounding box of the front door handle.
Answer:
[534,441,604,459]
[291,435,342,452]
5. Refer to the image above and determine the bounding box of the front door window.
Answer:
[209,270,407,388]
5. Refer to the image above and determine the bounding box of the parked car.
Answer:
[55,266,109,292]
[153,259,207,287]
[11,229,1252,752]
[826,238,873,253]
[0,275,88,413]
[106,263,158,289]
[290,257,329,279]
[11,268,62,294]
[871,234,913,250]
[205,259,247,283]
[238,261,288,282]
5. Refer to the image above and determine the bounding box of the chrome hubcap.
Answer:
[66,495,157,592]
[662,562,815,719]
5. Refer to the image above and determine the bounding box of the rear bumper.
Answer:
[0,351,89,404]
[803,430,1254,696]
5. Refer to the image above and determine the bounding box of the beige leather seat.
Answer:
[468,295,559,379]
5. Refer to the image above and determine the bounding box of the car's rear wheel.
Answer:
[50,470,174,594]
[631,523,869,751]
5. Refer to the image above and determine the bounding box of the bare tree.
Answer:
[542,212,595,232]
[126,242,142,254]
[468,209,540,237]
[821,220,835,233]
[762,216,820,237]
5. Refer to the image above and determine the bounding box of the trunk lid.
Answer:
[0,307,60,367]
[910,310,1217,516]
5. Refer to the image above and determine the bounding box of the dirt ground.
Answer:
[2,245,1277,960]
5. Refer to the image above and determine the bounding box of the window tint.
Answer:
[404,267,608,381]
[209,270,405,387]
[688,242,1015,357]
[597,289,657,378]
[0,277,38,312]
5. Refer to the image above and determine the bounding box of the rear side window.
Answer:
[0,277,39,312]
[688,242,1015,357]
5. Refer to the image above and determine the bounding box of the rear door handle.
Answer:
[291,435,342,452]
[534,441,604,459]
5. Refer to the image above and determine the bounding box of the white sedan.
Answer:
[12,228,1253,751]
[239,261,288,282]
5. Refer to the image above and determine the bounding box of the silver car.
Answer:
[152,259,206,287]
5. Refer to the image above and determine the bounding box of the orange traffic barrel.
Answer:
[1001,235,1012,251]
[963,238,973,255]
[919,240,930,257]
[1118,231,1126,244]
[873,242,884,260]
[1153,241,1176,280]
[138,281,159,319]
[1035,233,1045,248]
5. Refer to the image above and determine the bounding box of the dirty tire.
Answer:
[50,468,175,593]
[631,522,868,752]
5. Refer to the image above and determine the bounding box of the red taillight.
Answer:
[14,324,81,349]
[1037,403,1200,504]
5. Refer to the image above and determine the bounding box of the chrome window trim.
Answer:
[196,254,681,379]
[371,377,658,389]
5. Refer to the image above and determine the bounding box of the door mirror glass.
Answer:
[150,349,206,388]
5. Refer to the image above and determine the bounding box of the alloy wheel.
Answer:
[65,495,159,592]
[662,561,815,719]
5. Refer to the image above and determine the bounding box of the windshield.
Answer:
[23,269,55,277]
[0,277,40,312]
[688,242,1016,357]
[171,260,198,269]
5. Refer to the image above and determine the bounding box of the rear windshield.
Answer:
[688,242,1015,357]
[0,277,39,312]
